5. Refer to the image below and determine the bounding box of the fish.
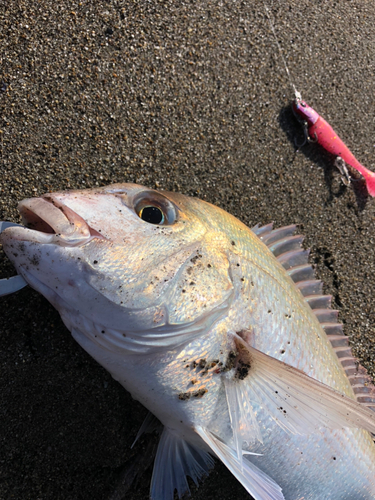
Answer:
[1,182,375,500]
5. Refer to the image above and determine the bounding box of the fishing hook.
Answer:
[294,122,308,149]
[294,120,318,148]
[334,157,351,186]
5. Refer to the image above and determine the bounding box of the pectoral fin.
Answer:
[195,425,285,500]
[223,376,263,462]
[229,333,375,436]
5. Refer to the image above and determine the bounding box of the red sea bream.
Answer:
[1,183,375,500]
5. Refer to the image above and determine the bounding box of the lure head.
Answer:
[292,98,319,126]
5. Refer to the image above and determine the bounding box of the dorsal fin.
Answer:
[252,223,375,410]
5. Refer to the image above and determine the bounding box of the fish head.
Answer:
[0,183,234,354]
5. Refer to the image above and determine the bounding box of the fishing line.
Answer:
[264,3,375,196]
[264,3,301,101]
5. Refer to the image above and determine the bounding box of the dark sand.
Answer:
[1,1,375,499]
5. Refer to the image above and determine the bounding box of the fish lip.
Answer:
[2,195,105,247]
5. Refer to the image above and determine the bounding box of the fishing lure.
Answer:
[265,4,375,197]
[292,97,375,196]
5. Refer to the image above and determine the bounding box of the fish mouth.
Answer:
[2,195,105,247]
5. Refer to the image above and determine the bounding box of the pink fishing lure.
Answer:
[292,98,375,197]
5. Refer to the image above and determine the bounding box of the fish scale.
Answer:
[1,183,375,500]
[220,255,375,498]
[149,235,375,498]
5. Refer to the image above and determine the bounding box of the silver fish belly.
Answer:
[1,183,375,500]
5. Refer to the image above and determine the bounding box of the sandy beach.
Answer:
[1,1,374,498]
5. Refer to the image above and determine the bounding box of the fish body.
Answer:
[1,183,375,500]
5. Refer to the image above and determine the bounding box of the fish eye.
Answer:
[133,191,178,225]
[139,206,164,224]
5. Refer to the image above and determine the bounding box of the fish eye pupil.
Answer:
[140,206,164,224]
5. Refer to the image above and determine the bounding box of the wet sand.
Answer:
[1,1,375,499]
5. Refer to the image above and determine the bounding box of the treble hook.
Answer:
[334,157,352,186]
[294,123,307,148]
[294,121,318,149]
